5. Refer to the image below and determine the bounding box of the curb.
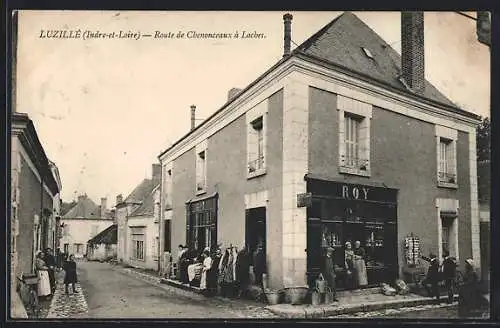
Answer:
[266,294,459,318]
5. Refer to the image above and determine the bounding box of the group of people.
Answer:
[421,251,488,316]
[175,243,267,297]
[320,240,368,302]
[35,248,79,298]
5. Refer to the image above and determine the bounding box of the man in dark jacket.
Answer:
[442,250,457,304]
[421,253,440,303]
[253,244,267,287]
[44,248,57,293]
[323,247,339,302]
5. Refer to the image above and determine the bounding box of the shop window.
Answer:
[338,95,372,177]
[364,223,385,267]
[186,196,217,253]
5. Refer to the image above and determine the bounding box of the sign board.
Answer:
[297,192,312,208]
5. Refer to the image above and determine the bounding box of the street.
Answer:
[47,261,278,319]
[44,261,489,320]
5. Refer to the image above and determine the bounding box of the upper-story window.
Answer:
[247,100,268,179]
[196,141,207,194]
[163,163,173,209]
[338,95,372,176]
[435,125,458,188]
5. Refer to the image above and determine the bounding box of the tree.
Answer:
[477,117,490,203]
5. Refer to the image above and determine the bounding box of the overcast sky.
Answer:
[15,11,490,205]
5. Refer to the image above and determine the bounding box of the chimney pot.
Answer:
[190,105,196,131]
[227,88,242,102]
[283,13,293,57]
[401,12,425,94]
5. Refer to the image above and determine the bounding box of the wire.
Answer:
[456,11,477,21]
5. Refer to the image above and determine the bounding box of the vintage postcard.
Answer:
[9,10,491,320]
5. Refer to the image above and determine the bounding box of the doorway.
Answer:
[245,207,266,263]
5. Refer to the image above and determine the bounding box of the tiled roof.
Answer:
[63,196,100,219]
[294,12,456,107]
[129,185,159,217]
[88,224,117,245]
[123,179,156,204]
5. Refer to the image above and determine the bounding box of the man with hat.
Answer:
[44,248,57,293]
[322,247,339,302]
[421,253,441,303]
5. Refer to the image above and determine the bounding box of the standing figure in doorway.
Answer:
[421,253,441,304]
[35,251,52,299]
[176,245,186,281]
[63,254,79,294]
[344,242,355,289]
[353,241,368,287]
[253,243,267,288]
[323,247,339,302]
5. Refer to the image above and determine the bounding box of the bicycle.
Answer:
[17,274,40,318]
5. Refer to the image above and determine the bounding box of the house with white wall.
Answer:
[60,195,114,259]
[116,164,161,270]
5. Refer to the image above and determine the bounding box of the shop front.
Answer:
[304,176,398,290]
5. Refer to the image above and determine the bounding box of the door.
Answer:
[245,207,266,264]
[306,217,322,287]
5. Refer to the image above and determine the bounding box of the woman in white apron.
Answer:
[35,251,52,298]
[200,249,213,294]
[353,241,368,287]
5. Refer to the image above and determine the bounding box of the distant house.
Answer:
[116,164,161,271]
[87,224,118,262]
[60,195,114,259]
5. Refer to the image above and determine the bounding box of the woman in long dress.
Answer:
[200,249,213,295]
[344,242,356,289]
[35,251,52,298]
[459,259,489,318]
[353,240,368,287]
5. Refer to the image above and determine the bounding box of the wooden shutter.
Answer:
[164,220,171,252]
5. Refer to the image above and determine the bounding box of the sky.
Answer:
[15,11,490,206]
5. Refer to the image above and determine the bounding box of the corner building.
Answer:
[158,12,481,290]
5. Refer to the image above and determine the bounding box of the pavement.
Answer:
[44,261,279,319]
[46,270,89,319]
[42,261,490,320]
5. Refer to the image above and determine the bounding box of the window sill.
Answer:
[339,166,371,177]
[196,189,207,196]
[247,167,267,180]
[438,181,458,189]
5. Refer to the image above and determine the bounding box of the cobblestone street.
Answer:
[46,261,279,319]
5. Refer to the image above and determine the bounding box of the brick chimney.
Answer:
[116,194,123,205]
[77,194,86,202]
[227,88,242,102]
[190,105,196,130]
[152,163,161,185]
[100,197,107,218]
[283,13,293,57]
[401,12,425,94]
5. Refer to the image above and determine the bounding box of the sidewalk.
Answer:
[46,270,89,319]
[265,292,459,319]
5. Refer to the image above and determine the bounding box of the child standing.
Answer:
[63,254,78,294]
